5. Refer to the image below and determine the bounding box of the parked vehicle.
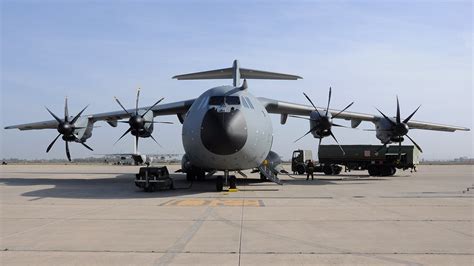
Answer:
[291,149,313,175]
[318,145,421,176]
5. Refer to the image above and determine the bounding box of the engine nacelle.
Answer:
[72,117,94,142]
[374,119,394,143]
[309,110,332,138]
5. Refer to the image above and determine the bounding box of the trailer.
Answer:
[318,145,421,176]
[135,166,174,192]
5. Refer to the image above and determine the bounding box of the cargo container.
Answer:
[318,145,421,176]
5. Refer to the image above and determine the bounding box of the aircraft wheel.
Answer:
[197,170,206,181]
[216,176,224,192]
[229,176,237,189]
[186,171,196,182]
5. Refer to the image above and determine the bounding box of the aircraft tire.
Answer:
[229,176,237,189]
[216,176,224,192]
[186,171,196,182]
[197,170,206,181]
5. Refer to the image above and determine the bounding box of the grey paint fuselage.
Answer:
[182,86,273,171]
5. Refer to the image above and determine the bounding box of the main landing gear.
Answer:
[184,169,237,192]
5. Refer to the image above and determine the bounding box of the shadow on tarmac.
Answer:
[0,172,391,200]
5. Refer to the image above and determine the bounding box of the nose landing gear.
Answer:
[215,170,237,192]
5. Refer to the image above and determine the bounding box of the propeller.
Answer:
[45,97,92,161]
[292,87,354,155]
[376,96,423,156]
[114,88,171,149]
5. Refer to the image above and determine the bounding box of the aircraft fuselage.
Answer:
[182,86,273,171]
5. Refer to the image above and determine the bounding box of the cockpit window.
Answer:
[208,96,240,106]
[225,96,240,105]
[209,96,224,105]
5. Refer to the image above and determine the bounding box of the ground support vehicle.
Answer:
[318,145,421,176]
[135,166,173,192]
[291,150,313,175]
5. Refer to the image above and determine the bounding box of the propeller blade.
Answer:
[303,92,322,117]
[70,105,89,124]
[81,142,94,151]
[406,134,423,152]
[375,108,396,126]
[331,122,350,128]
[396,96,401,124]
[329,131,345,155]
[145,121,174,124]
[317,137,322,152]
[135,134,139,151]
[135,88,141,115]
[142,97,165,117]
[403,105,421,124]
[45,107,62,123]
[294,126,317,143]
[149,135,163,148]
[332,102,354,119]
[114,128,132,145]
[114,97,131,115]
[64,97,69,122]
[65,141,71,162]
[325,87,332,117]
[46,133,61,153]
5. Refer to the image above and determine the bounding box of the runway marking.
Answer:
[161,199,263,207]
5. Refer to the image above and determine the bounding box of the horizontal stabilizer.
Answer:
[172,67,302,80]
[172,60,302,86]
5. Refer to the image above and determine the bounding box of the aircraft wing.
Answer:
[257,97,470,132]
[4,99,195,130]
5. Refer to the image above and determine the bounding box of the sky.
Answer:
[1,0,472,161]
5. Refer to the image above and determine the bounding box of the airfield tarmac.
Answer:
[0,164,472,266]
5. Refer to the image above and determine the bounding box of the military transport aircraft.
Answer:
[4,60,470,191]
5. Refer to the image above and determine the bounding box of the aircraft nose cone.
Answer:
[201,108,247,155]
